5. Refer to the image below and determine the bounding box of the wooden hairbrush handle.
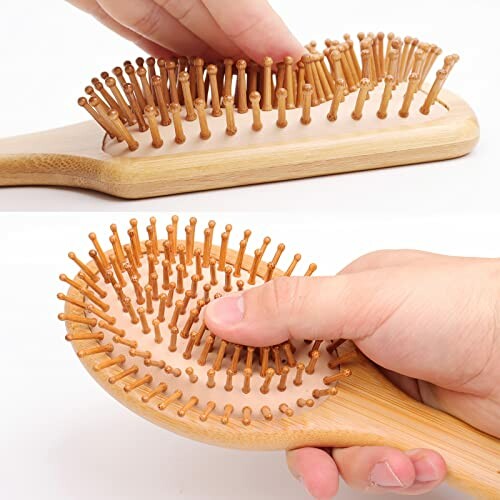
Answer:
[303,354,500,498]
[0,121,111,193]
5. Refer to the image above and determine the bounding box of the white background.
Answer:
[2,211,498,500]
[0,0,499,212]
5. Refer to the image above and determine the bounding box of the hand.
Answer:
[66,0,304,62]
[205,250,500,498]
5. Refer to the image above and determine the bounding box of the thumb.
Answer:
[204,272,406,347]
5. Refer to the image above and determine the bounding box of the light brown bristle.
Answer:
[242,406,252,426]
[313,387,338,399]
[179,72,196,122]
[276,88,288,128]
[93,355,125,372]
[323,368,352,385]
[170,103,186,144]
[207,65,222,117]
[300,83,313,124]
[152,76,171,126]
[194,98,211,140]
[158,390,182,410]
[236,60,248,114]
[262,57,274,111]
[108,365,138,384]
[144,105,163,148]
[200,401,216,421]
[223,96,237,136]
[328,350,358,369]
[142,382,167,403]
[221,404,233,425]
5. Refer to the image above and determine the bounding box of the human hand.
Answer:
[66,0,304,63]
[205,250,500,498]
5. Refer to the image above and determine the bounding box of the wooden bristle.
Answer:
[236,60,248,113]
[399,73,420,118]
[420,68,449,115]
[179,72,196,121]
[170,103,186,144]
[80,35,458,154]
[323,368,352,386]
[276,88,288,128]
[242,406,252,426]
[223,95,237,136]
[158,390,182,410]
[152,76,171,126]
[200,401,216,422]
[93,355,125,372]
[206,65,222,117]
[301,84,313,125]
[195,98,211,140]
[352,79,371,120]
[144,105,163,148]
[312,387,338,399]
[221,404,233,425]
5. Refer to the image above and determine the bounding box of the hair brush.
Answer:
[2,32,478,199]
[58,215,499,497]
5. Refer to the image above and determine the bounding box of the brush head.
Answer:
[55,218,500,500]
[78,31,459,157]
[59,216,357,437]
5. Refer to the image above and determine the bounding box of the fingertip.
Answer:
[405,449,447,484]
[287,448,339,499]
[204,293,246,343]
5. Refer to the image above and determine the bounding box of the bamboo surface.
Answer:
[0,88,479,199]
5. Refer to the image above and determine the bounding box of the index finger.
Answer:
[201,0,304,62]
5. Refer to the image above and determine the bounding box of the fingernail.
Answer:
[369,461,404,488]
[414,458,440,483]
[209,294,244,325]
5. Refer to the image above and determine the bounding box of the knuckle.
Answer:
[156,0,195,20]
[267,277,305,337]
[129,5,162,35]
[341,250,395,274]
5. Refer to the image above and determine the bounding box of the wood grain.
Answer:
[0,89,479,199]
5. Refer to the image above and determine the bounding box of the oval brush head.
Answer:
[59,215,356,429]
[58,216,500,497]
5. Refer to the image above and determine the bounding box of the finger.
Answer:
[332,446,446,494]
[201,0,304,62]
[96,0,217,58]
[287,448,340,499]
[152,0,241,57]
[204,268,409,346]
[339,250,446,275]
[66,0,173,58]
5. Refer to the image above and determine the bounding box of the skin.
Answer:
[65,0,304,62]
[205,251,500,498]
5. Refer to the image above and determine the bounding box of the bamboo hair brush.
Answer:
[2,32,478,199]
[59,216,499,498]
